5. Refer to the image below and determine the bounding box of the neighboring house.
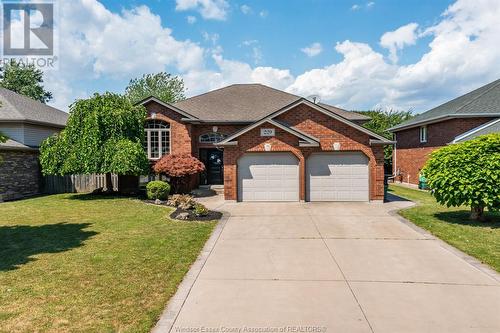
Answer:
[0,88,68,201]
[139,84,393,202]
[388,79,500,185]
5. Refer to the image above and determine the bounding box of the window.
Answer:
[199,132,228,144]
[420,126,427,143]
[145,120,170,159]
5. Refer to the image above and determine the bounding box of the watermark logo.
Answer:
[1,0,58,69]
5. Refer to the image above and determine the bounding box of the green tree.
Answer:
[422,134,500,221]
[125,72,185,104]
[356,109,413,171]
[0,60,52,103]
[40,93,149,191]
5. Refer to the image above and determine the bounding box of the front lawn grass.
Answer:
[0,194,216,332]
[389,184,500,272]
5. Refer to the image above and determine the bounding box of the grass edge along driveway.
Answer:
[0,194,216,333]
[389,184,499,272]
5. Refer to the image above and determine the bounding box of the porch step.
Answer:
[199,185,224,195]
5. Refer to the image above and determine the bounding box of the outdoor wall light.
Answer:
[333,142,341,151]
[213,126,218,132]
[264,143,272,151]
[151,112,157,119]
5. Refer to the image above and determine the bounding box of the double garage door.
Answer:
[238,152,369,202]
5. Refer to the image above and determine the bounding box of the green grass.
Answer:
[389,184,500,272]
[0,194,216,333]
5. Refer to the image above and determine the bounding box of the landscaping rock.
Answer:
[155,199,163,205]
[177,212,190,220]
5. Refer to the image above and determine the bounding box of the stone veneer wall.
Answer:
[0,150,40,201]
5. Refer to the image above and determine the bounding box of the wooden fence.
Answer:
[43,174,119,194]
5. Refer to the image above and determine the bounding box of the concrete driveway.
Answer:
[157,199,500,333]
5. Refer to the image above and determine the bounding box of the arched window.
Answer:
[145,120,170,159]
[199,132,228,144]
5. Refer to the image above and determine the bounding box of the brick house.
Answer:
[139,84,393,202]
[388,79,500,185]
[0,88,68,201]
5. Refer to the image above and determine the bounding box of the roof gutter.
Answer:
[0,119,66,128]
[388,113,500,132]
[370,139,396,146]
[181,118,254,124]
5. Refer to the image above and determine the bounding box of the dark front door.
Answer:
[200,149,224,185]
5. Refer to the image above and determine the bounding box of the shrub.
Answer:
[422,133,500,221]
[146,181,171,200]
[194,203,209,217]
[167,194,196,209]
[153,154,205,193]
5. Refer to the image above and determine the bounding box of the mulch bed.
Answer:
[170,207,223,221]
[142,199,222,221]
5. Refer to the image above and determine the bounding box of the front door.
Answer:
[200,149,224,185]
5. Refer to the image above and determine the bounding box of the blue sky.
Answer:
[31,0,500,113]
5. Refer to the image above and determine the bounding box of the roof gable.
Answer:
[138,96,198,120]
[452,118,500,143]
[218,99,391,145]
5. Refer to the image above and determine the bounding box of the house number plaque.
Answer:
[260,128,275,136]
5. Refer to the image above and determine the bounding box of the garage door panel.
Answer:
[307,153,369,202]
[238,153,299,202]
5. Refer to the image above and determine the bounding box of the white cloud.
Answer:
[241,39,258,46]
[41,0,205,110]
[290,0,500,111]
[240,40,263,64]
[380,23,419,63]
[175,0,229,20]
[202,31,219,45]
[289,41,396,107]
[44,0,500,115]
[251,46,263,65]
[186,15,197,24]
[301,42,323,57]
[259,10,268,18]
[240,4,252,15]
[351,2,375,11]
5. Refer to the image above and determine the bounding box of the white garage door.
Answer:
[238,153,299,201]
[307,152,369,202]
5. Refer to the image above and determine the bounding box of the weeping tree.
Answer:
[422,134,500,221]
[40,92,149,192]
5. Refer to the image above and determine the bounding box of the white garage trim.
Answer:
[238,153,300,202]
[307,152,369,202]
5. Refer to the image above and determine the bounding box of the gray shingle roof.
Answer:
[452,118,500,143]
[0,87,68,127]
[173,84,369,122]
[389,79,500,132]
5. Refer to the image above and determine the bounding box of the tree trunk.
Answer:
[104,172,114,193]
[470,205,485,221]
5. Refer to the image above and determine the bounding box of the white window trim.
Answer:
[145,128,171,160]
[420,126,427,143]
